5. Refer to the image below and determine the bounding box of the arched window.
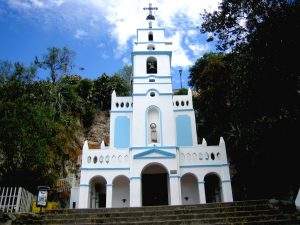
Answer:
[148,32,153,41]
[147,106,160,144]
[146,57,157,74]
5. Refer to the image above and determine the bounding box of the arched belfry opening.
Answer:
[148,32,153,41]
[204,173,223,203]
[146,57,157,74]
[141,163,169,206]
[89,176,107,208]
[147,106,160,144]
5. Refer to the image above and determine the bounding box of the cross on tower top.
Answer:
[143,3,158,21]
[143,3,158,28]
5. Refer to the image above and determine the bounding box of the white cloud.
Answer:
[6,0,221,66]
[189,44,210,56]
[74,29,88,39]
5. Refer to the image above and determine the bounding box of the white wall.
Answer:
[69,187,79,209]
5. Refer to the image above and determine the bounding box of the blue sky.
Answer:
[0,0,220,88]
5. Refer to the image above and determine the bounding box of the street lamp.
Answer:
[178,67,183,89]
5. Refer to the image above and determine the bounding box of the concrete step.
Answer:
[18,211,300,225]
[41,204,274,220]
[45,199,270,215]
[12,200,300,225]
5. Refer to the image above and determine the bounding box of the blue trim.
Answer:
[133,148,175,159]
[80,184,89,187]
[137,28,165,31]
[173,109,194,112]
[133,92,172,96]
[135,157,175,160]
[222,180,231,183]
[133,75,172,79]
[180,164,228,168]
[110,110,133,113]
[130,146,177,150]
[81,167,130,170]
[106,184,112,186]
[130,177,141,180]
[170,175,181,179]
[132,51,172,56]
[176,115,193,147]
[135,41,172,44]
[133,82,172,85]
[114,116,130,148]
[198,181,205,184]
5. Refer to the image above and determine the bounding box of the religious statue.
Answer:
[150,123,157,142]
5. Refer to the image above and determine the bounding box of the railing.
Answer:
[0,187,35,212]
[173,95,193,110]
[180,147,226,165]
[83,150,130,168]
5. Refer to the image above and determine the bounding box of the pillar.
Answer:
[198,182,206,204]
[169,176,181,205]
[130,178,141,207]
[78,185,89,208]
[222,181,233,202]
[106,184,113,208]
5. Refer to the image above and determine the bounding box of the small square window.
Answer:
[149,78,155,82]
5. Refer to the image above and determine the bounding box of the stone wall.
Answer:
[86,111,110,146]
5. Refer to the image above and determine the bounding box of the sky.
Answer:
[0,0,221,88]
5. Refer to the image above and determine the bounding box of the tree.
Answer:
[35,47,75,83]
[195,0,300,200]
[114,64,132,85]
[0,63,79,192]
[201,0,295,50]
[174,88,188,95]
[189,53,230,143]
[94,74,130,110]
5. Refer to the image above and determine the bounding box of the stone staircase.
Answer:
[14,200,300,225]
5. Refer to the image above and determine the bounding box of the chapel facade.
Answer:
[71,4,233,209]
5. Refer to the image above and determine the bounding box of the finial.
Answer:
[202,138,207,146]
[83,140,89,151]
[101,140,105,149]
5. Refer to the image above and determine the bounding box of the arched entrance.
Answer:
[181,173,200,205]
[112,175,130,207]
[89,176,106,208]
[141,163,169,206]
[204,173,223,203]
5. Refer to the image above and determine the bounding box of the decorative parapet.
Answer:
[81,147,130,169]
[111,90,133,112]
[173,88,193,111]
[179,137,228,166]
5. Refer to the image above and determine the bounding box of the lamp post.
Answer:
[178,67,183,89]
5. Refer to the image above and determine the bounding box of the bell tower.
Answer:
[131,3,176,148]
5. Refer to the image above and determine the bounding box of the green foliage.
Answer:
[189,53,230,143]
[0,48,130,193]
[114,64,132,86]
[174,88,188,95]
[94,73,130,110]
[35,47,75,83]
[191,0,300,200]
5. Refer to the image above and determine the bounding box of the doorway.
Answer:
[204,173,223,203]
[141,163,169,206]
[89,176,106,208]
